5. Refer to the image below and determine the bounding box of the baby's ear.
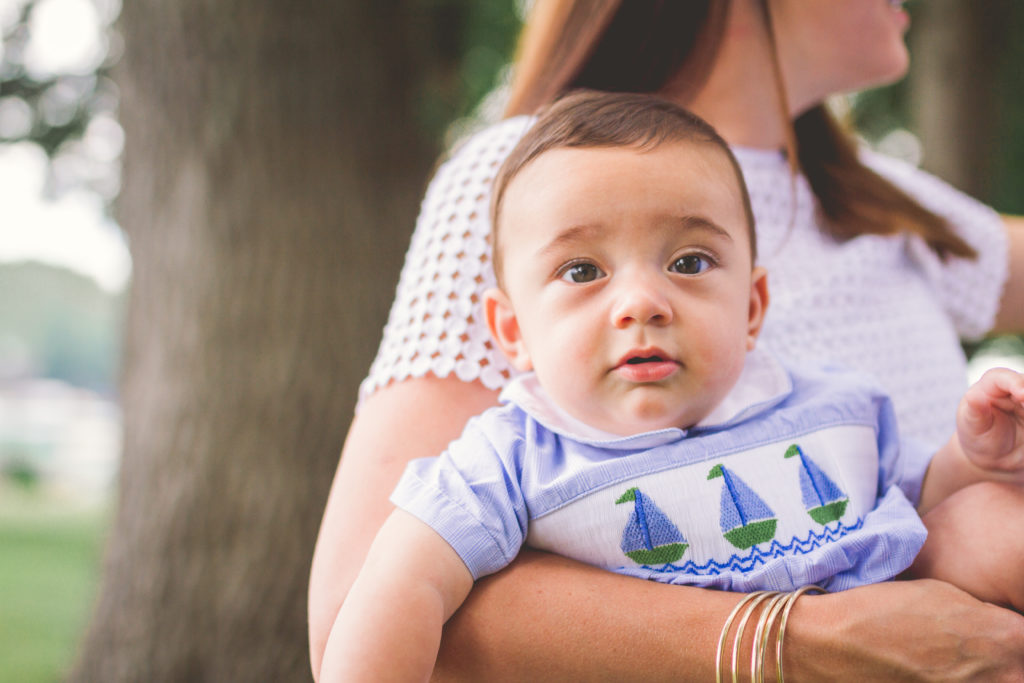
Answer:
[483,288,533,372]
[746,267,770,351]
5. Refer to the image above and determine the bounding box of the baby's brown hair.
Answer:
[490,90,756,285]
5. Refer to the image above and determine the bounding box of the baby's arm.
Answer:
[320,508,473,683]
[917,367,1024,514]
[912,369,1024,610]
[910,480,1024,610]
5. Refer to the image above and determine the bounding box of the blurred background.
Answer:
[0,1,1022,681]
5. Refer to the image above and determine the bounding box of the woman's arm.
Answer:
[994,215,1024,333]
[310,375,1024,682]
[439,558,1024,682]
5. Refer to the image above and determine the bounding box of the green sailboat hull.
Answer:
[623,543,689,565]
[808,500,848,525]
[723,519,777,549]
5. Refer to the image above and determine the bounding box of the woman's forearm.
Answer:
[434,550,744,681]
[436,557,1024,682]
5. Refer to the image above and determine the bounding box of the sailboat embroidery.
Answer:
[616,487,688,565]
[785,444,849,524]
[708,464,777,549]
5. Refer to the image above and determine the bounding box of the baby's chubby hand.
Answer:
[957,367,1024,476]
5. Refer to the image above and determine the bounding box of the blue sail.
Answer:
[708,464,777,549]
[616,487,688,564]
[785,444,849,524]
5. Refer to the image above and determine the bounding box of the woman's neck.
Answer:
[661,0,811,151]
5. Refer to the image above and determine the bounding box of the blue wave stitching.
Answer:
[636,517,866,576]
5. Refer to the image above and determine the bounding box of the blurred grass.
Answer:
[0,485,108,683]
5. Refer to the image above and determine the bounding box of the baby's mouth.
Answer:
[615,350,680,382]
[617,347,675,367]
[626,355,665,365]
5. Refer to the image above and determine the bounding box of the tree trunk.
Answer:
[907,0,1010,201]
[71,1,442,680]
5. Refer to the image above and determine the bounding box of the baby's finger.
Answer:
[959,390,997,432]
[976,367,1024,401]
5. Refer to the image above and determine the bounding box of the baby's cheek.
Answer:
[701,334,747,386]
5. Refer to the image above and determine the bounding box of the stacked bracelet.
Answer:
[752,592,789,681]
[715,585,826,683]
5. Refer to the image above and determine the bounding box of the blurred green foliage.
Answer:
[2,452,42,489]
[988,10,1024,215]
[0,262,123,395]
[414,0,522,142]
[0,0,118,162]
[849,84,906,147]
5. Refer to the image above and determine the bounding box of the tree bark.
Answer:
[71,1,442,680]
[907,0,1010,201]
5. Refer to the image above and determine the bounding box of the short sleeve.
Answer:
[872,385,931,506]
[820,381,928,591]
[863,150,1009,340]
[358,117,536,405]
[389,408,529,579]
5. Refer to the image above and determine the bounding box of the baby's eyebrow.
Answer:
[535,215,734,258]
[536,223,601,257]
[675,215,734,242]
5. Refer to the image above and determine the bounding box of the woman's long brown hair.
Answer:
[503,0,975,260]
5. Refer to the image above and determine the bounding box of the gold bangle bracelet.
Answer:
[717,585,828,683]
[775,585,827,683]
[716,591,774,683]
[731,591,780,683]
[752,592,789,683]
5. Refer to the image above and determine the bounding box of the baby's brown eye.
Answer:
[670,254,711,275]
[560,262,605,283]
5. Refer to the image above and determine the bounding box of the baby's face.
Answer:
[486,141,767,436]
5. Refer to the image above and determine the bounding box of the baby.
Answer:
[322,91,1024,681]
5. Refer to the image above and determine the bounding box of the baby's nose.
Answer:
[611,276,673,328]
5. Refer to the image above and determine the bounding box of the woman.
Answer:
[310,1,1024,679]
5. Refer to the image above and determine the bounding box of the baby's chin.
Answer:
[588,407,705,437]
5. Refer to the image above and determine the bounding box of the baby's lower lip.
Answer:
[615,360,679,382]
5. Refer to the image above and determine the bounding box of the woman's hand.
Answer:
[789,578,1024,682]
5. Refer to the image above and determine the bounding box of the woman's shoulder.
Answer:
[454,115,536,148]
[858,146,1007,340]
[440,116,536,173]
[858,147,999,221]
[417,115,536,220]
[356,119,534,405]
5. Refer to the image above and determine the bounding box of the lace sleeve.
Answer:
[863,150,1008,340]
[358,117,535,406]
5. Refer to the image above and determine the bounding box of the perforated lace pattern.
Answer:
[360,118,1008,449]
[361,118,533,400]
